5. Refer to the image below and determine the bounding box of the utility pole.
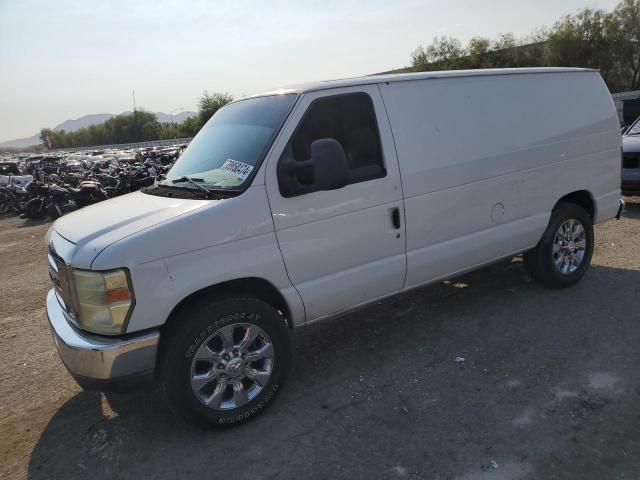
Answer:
[132,89,140,142]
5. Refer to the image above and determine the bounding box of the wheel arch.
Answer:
[555,190,596,219]
[162,277,295,337]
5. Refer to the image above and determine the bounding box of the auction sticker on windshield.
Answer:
[220,159,254,181]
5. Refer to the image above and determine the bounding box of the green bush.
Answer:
[410,0,639,93]
[39,92,234,149]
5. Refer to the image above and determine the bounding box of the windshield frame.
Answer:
[162,93,300,194]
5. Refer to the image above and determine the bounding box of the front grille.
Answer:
[48,252,76,318]
[623,153,640,169]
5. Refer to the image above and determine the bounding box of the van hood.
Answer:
[53,191,210,266]
[623,135,640,153]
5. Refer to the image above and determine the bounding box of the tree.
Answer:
[37,91,234,148]
[197,91,234,128]
[607,0,640,90]
[545,9,610,69]
[176,115,200,137]
[39,128,54,149]
[468,37,490,56]
[409,0,640,93]
[142,120,161,141]
[411,37,465,69]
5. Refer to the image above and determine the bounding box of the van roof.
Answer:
[251,67,596,98]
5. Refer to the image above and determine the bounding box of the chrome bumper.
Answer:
[46,289,159,385]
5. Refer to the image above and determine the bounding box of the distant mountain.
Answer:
[112,111,197,125]
[54,113,116,133]
[155,111,196,124]
[0,134,41,149]
[0,110,196,149]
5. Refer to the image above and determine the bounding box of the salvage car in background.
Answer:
[0,161,21,176]
[622,116,640,195]
[0,146,185,218]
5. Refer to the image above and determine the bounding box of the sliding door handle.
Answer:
[391,207,401,229]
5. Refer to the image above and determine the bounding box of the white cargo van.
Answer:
[46,68,624,427]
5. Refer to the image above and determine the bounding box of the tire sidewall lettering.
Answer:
[185,311,262,360]
[217,384,279,425]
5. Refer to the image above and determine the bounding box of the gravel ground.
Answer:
[1,199,639,480]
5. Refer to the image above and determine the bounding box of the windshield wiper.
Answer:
[170,176,216,198]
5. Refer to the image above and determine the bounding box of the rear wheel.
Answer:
[160,296,292,428]
[524,202,594,288]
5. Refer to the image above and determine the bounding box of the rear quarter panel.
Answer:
[379,71,620,288]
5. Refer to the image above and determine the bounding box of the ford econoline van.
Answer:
[46,68,624,427]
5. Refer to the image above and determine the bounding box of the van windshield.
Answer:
[164,94,297,190]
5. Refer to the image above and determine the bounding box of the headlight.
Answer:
[71,269,134,335]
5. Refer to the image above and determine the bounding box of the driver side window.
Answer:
[281,93,386,185]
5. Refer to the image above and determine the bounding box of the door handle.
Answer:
[391,207,401,229]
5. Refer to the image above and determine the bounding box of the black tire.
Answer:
[159,296,292,428]
[25,199,46,220]
[523,202,594,288]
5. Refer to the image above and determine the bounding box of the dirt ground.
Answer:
[1,199,639,480]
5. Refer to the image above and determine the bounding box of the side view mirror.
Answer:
[277,138,349,197]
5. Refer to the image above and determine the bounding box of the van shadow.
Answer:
[28,260,640,479]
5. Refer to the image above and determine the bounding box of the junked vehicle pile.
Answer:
[0,145,186,219]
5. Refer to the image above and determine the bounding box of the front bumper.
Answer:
[46,289,159,390]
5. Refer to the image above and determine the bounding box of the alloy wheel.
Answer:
[190,323,274,410]
[552,218,587,274]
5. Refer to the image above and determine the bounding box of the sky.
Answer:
[0,0,622,143]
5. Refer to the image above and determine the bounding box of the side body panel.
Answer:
[379,72,620,288]
[57,70,622,336]
[89,186,305,332]
[263,85,407,322]
[52,190,211,269]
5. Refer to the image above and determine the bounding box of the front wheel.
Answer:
[159,297,292,428]
[524,202,594,288]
